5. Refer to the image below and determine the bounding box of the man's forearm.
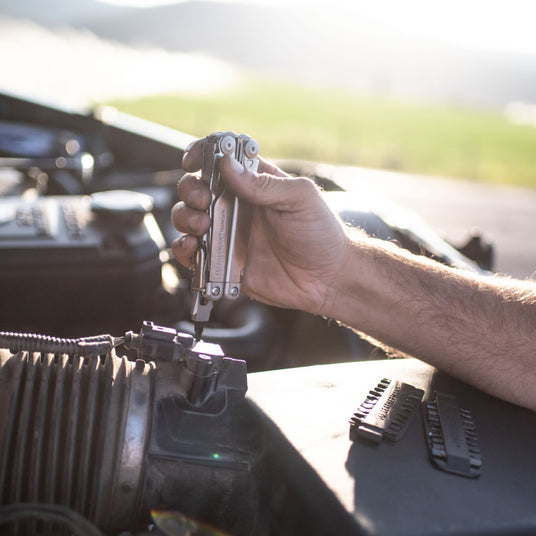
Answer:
[323,232,536,411]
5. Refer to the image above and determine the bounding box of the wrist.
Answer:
[320,232,420,336]
[318,229,371,321]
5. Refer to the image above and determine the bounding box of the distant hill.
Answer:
[4,0,536,109]
[0,0,132,24]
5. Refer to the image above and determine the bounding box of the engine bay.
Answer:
[1,91,534,536]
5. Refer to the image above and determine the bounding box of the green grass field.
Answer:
[108,80,536,188]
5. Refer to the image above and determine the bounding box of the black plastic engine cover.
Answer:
[0,192,163,336]
[246,358,536,536]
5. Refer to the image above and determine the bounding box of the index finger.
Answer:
[182,138,205,172]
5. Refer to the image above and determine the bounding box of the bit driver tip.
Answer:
[194,322,204,342]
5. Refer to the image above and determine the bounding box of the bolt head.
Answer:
[244,139,259,159]
[220,135,236,155]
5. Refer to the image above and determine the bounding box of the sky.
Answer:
[98,0,536,56]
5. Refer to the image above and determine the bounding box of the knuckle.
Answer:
[253,172,274,191]
[170,201,185,224]
[248,172,277,205]
[294,176,317,190]
[177,174,210,209]
[190,212,210,235]
[171,201,209,236]
[172,238,195,268]
[291,176,322,201]
[181,139,204,171]
[176,173,195,199]
[188,185,211,209]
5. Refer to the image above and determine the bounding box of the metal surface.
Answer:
[191,132,259,339]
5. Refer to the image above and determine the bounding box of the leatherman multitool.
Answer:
[191,132,259,341]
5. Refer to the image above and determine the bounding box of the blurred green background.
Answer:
[5,1,534,188]
[109,79,536,188]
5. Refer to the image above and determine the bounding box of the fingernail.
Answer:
[179,235,190,248]
[228,156,244,175]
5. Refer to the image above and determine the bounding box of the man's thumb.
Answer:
[219,154,311,211]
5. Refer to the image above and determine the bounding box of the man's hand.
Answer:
[171,138,351,315]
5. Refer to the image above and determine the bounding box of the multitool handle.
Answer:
[190,132,259,331]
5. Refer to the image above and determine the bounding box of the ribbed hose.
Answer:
[0,348,153,534]
[0,332,117,358]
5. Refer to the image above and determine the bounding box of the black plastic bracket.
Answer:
[422,391,482,478]
[349,378,424,443]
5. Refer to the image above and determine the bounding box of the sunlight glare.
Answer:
[98,0,536,55]
[352,0,536,55]
[0,19,241,102]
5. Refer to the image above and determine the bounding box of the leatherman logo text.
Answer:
[376,384,402,422]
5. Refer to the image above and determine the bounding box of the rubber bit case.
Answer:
[422,391,482,477]
[190,132,259,333]
[349,378,424,443]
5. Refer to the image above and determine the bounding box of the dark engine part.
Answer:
[453,229,494,271]
[0,322,258,535]
[0,191,165,337]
